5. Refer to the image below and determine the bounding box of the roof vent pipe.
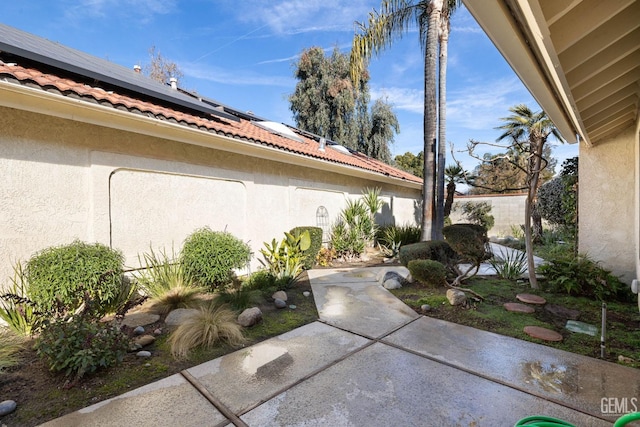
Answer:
[169,77,177,90]
[319,137,326,152]
[133,65,141,73]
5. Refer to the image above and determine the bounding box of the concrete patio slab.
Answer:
[308,267,418,338]
[241,342,609,427]
[185,321,370,415]
[39,374,229,427]
[382,316,640,423]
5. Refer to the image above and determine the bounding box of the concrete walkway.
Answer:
[41,266,639,426]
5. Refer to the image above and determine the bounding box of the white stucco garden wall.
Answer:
[579,126,637,284]
[0,107,421,287]
[449,194,527,238]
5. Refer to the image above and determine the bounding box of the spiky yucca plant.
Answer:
[168,301,245,360]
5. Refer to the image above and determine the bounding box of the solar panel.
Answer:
[0,23,239,122]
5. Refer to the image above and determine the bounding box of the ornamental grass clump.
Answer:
[25,241,124,318]
[0,328,23,373]
[168,300,245,360]
[136,247,204,314]
[181,228,251,291]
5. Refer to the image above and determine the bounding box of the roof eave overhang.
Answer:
[463,0,587,145]
[0,80,422,190]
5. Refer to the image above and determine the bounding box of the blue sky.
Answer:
[1,0,577,174]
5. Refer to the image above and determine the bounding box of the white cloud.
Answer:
[64,0,176,22]
[447,77,538,131]
[182,62,293,87]
[371,86,424,114]
[235,0,373,36]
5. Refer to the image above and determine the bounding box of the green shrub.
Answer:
[243,270,290,295]
[443,224,491,265]
[377,224,421,249]
[398,241,458,268]
[25,241,124,317]
[181,228,251,291]
[408,260,447,287]
[35,316,129,380]
[539,253,628,301]
[455,201,495,232]
[290,226,323,269]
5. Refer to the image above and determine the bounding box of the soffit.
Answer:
[464,0,639,146]
[539,0,640,145]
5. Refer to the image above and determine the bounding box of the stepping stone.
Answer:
[504,302,535,314]
[524,326,563,342]
[516,293,546,305]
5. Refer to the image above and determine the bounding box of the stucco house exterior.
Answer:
[0,24,422,284]
[463,0,640,286]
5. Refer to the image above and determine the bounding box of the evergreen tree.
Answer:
[367,99,400,163]
[394,151,424,178]
[290,47,398,162]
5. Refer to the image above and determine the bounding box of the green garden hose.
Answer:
[514,415,575,426]
[614,412,640,427]
[515,412,640,427]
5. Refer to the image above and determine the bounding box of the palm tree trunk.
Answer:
[435,19,449,241]
[444,181,456,217]
[525,137,544,288]
[421,0,442,241]
[524,186,538,289]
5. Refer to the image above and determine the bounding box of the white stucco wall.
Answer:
[0,107,421,286]
[449,194,527,237]
[579,126,637,283]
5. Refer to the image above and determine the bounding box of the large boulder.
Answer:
[446,289,467,306]
[238,307,263,327]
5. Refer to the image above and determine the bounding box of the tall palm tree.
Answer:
[443,164,465,218]
[496,104,562,289]
[434,0,461,240]
[351,0,444,241]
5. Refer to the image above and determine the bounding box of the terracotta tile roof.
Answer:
[0,60,422,184]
